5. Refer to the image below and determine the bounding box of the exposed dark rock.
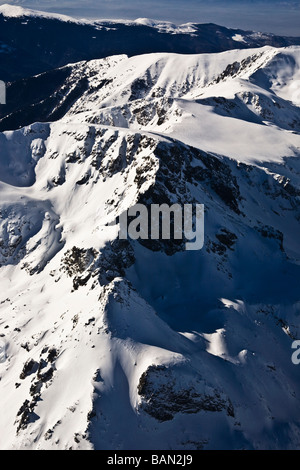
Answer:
[216,228,238,250]
[76,172,91,186]
[30,380,43,397]
[96,239,135,285]
[37,366,54,383]
[73,272,92,291]
[19,359,38,380]
[16,399,39,433]
[85,317,95,327]
[138,365,234,422]
[47,348,58,363]
[255,224,284,251]
[61,247,97,278]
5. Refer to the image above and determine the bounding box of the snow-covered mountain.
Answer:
[1,3,300,82]
[0,30,300,450]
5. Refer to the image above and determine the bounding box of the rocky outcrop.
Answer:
[138,365,234,422]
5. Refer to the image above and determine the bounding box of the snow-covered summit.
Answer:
[19,45,298,164]
[0,3,81,23]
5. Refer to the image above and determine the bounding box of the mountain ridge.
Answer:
[0,3,300,82]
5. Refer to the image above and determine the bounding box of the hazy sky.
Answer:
[2,0,300,35]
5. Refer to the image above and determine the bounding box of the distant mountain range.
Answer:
[0,4,300,82]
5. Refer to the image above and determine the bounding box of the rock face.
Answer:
[138,365,235,422]
[0,41,300,450]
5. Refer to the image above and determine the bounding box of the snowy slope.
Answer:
[0,46,300,450]
[62,47,300,162]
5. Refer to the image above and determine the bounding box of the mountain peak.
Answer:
[0,4,27,17]
[0,3,81,23]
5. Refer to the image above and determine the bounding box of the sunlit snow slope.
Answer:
[0,46,300,450]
